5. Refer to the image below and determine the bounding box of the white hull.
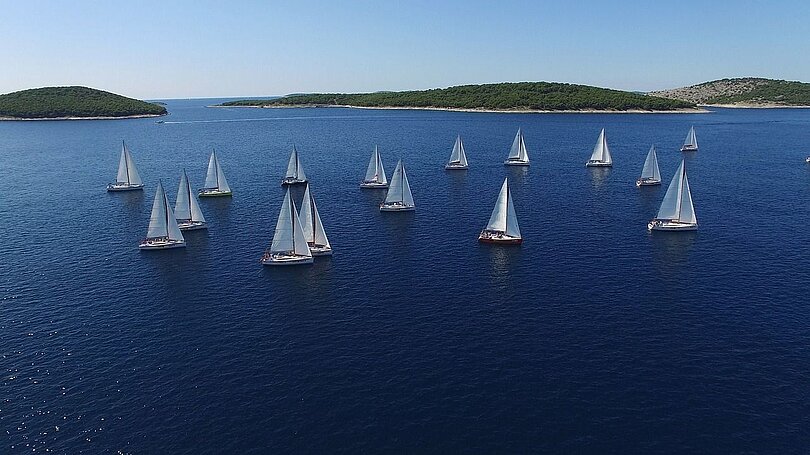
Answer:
[636,178,661,187]
[139,238,186,250]
[107,183,144,192]
[503,159,529,166]
[805,156,810,163]
[648,219,698,231]
[261,253,313,266]
[198,188,232,197]
[445,163,468,170]
[281,177,307,186]
[380,202,415,212]
[586,160,612,167]
[360,181,389,189]
[681,145,698,152]
[478,230,522,244]
[309,244,333,256]
[177,220,207,231]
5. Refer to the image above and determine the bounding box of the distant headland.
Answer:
[217,82,701,113]
[0,86,167,120]
[649,78,810,108]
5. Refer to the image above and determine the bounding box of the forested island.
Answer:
[0,86,167,120]
[219,82,696,112]
[649,78,810,107]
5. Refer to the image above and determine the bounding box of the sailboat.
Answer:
[380,160,415,211]
[261,188,313,265]
[680,126,698,152]
[586,128,613,167]
[479,178,522,244]
[445,135,469,170]
[281,145,308,186]
[139,181,185,250]
[636,145,662,187]
[648,160,698,231]
[174,169,207,231]
[503,128,530,166]
[299,184,332,256]
[198,149,232,197]
[107,141,144,191]
[360,146,389,188]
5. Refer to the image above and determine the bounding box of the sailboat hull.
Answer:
[680,145,698,152]
[261,254,314,266]
[139,238,186,250]
[380,202,415,212]
[309,244,333,256]
[478,230,522,244]
[360,181,389,189]
[636,178,661,187]
[648,220,698,231]
[107,183,144,192]
[198,189,232,197]
[586,161,612,167]
[177,220,207,231]
[503,159,529,166]
[281,178,307,186]
[445,163,469,170]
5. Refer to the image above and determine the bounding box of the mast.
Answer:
[123,141,130,184]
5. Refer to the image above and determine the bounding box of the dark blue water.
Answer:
[1,101,809,454]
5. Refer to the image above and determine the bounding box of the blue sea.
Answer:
[1,101,809,454]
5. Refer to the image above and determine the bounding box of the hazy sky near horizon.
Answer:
[2,0,810,99]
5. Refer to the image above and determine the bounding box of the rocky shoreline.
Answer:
[211,104,707,114]
[0,113,166,121]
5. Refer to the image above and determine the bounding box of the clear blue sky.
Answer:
[2,0,809,99]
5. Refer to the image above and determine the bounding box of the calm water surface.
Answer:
[1,101,809,453]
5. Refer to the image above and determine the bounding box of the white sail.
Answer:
[147,181,184,241]
[285,146,307,181]
[485,178,521,237]
[214,154,231,192]
[116,141,142,185]
[507,128,529,162]
[589,128,612,164]
[176,170,206,222]
[448,135,469,166]
[384,160,414,206]
[364,146,387,183]
[299,185,331,247]
[683,126,698,148]
[175,171,191,220]
[640,145,661,181]
[204,150,231,192]
[125,145,142,185]
[270,189,312,256]
[679,171,697,224]
[116,145,129,183]
[656,160,697,223]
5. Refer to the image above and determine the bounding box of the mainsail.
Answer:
[485,178,521,238]
[507,129,529,162]
[147,181,184,241]
[270,189,311,256]
[656,160,697,224]
[384,160,414,206]
[285,146,307,181]
[640,145,661,181]
[116,141,142,185]
[299,184,330,248]
[175,170,205,222]
[448,135,469,166]
[204,150,231,192]
[364,146,388,184]
[589,128,612,164]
